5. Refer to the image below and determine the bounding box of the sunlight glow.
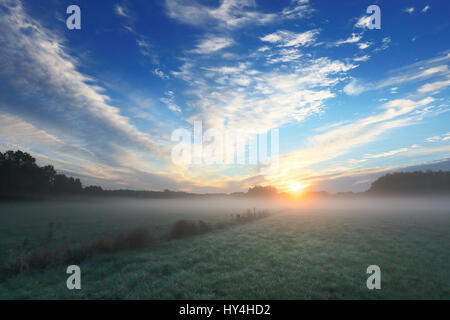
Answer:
[289,181,307,193]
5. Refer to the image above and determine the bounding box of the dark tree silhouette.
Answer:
[246,185,279,197]
[0,150,82,198]
[84,185,103,194]
[368,171,450,194]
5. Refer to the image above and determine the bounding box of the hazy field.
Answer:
[0,197,449,299]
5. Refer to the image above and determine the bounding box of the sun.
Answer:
[289,181,307,193]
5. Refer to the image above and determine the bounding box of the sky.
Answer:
[0,0,449,193]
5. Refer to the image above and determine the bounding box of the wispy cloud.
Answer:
[165,0,277,29]
[0,0,165,166]
[357,41,372,50]
[153,68,169,80]
[365,147,409,159]
[263,97,436,188]
[418,79,450,93]
[426,133,450,143]
[373,37,391,52]
[354,15,372,29]
[115,4,129,17]
[0,112,94,160]
[190,35,234,54]
[344,53,450,96]
[281,0,314,19]
[353,55,370,62]
[260,29,319,47]
[334,33,362,46]
[165,0,314,30]
[160,91,182,113]
[343,80,366,96]
[136,38,158,63]
[173,56,356,133]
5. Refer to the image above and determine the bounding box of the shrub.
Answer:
[169,220,213,239]
[112,227,155,250]
[3,227,155,275]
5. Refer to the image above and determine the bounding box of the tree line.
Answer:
[0,150,82,197]
[1,150,449,199]
[368,171,450,195]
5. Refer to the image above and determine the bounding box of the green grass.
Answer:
[0,199,449,299]
[0,198,236,259]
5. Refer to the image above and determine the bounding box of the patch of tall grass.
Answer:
[3,225,155,275]
[2,208,271,275]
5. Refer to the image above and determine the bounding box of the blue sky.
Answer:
[0,0,449,193]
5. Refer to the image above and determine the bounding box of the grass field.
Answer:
[0,197,449,299]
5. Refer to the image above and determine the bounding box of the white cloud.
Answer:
[153,68,169,80]
[344,53,450,96]
[165,0,277,29]
[426,136,441,143]
[374,37,391,52]
[190,36,233,54]
[353,55,370,62]
[404,7,415,14]
[260,29,319,47]
[0,112,94,160]
[160,91,182,113]
[267,48,303,64]
[165,0,314,30]
[137,39,150,50]
[422,5,430,13]
[355,15,372,29]
[264,98,436,187]
[203,63,248,75]
[426,133,450,143]
[343,80,366,96]
[281,0,314,19]
[357,42,372,50]
[174,56,356,132]
[136,38,158,63]
[365,148,409,159]
[334,33,362,46]
[418,80,450,93]
[0,1,164,157]
[115,4,128,17]
[257,46,270,52]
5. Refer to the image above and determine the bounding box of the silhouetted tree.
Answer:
[84,185,103,194]
[246,185,279,197]
[0,150,82,198]
[369,171,450,194]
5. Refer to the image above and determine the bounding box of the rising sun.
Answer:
[289,181,307,193]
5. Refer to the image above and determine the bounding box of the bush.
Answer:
[3,227,155,275]
[169,220,213,239]
[233,209,271,223]
[112,227,155,250]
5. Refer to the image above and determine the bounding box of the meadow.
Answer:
[0,197,449,299]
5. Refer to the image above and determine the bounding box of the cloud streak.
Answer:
[261,29,319,47]
[165,0,277,29]
[190,35,234,54]
[344,53,450,96]
[0,0,162,155]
